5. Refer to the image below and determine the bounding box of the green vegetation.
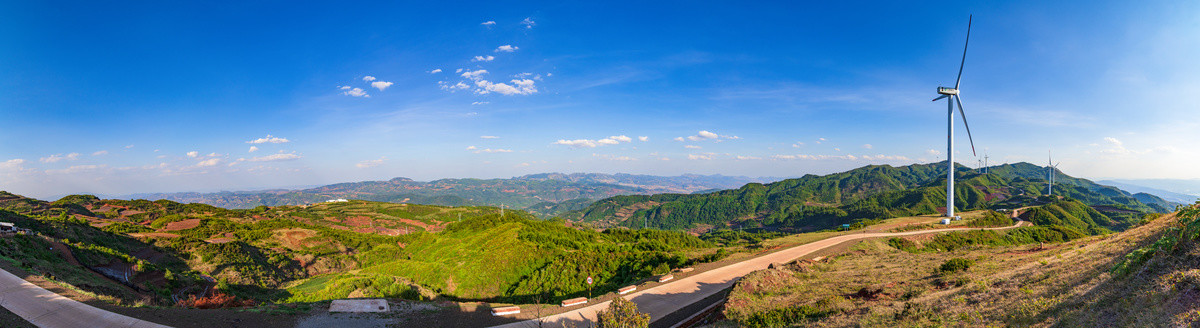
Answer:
[596,297,650,328]
[939,258,973,273]
[966,210,1013,227]
[1112,205,1200,276]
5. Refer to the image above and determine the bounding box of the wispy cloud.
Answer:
[481,20,496,26]
[480,135,500,139]
[472,55,495,62]
[340,86,369,97]
[92,150,108,156]
[553,135,634,148]
[246,135,290,144]
[429,69,442,74]
[495,45,518,52]
[40,153,80,163]
[356,157,385,168]
[196,158,221,167]
[521,17,535,29]
[246,153,301,162]
[186,151,199,158]
[677,130,738,142]
[248,146,259,152]
[362,76,376,82]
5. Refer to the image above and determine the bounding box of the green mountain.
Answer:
[121,173,775,216]
[566,162,1173,233]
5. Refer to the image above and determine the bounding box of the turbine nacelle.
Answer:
[937,87,959,95]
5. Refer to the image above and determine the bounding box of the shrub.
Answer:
[175,292,255,309]
[887,237,919,253]
[940,258,973,273]
[597,297,650,328]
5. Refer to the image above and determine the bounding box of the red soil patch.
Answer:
[206,238,235,244]
[130,232,181,238]
[162,219,201,231]
[397,218,441,231]
[344,216,375,227]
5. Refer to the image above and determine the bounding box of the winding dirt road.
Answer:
[492,221,1029,328]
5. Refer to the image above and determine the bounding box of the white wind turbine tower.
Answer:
[933,15,978,218]
[1047,151,1061,196]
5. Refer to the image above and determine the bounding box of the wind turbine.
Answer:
[1047,151,1061,196]
[933,15,978,218]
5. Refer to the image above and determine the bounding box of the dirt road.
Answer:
[492,221,1028,328]
[0,268,171,328]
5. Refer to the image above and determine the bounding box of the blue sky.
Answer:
[3,1,1200,199]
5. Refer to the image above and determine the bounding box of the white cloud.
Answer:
[363,76,376,82]
[247,153,301,162]
[555,135,634,148]
[792,142,804,148]
[248,146,259,153]
[926,149,943,156]
[371,81,393,91]
[862,144,873,149]
[472,55,495,62]
[429,69,442,74]
[474,79,537,95]
[474,148,513,154]
[471,101,489,105]
[341,87,369,97]
[92,150,108,156]
[736,155,761,160]
[495,45,518,52]
[554,139,599,148]
[40,153,80,163]
[688,153,715,160]
[196,158,221,167]
[186,151,199,158]
[521,17,535,29]
[461,70,488,80]
[680,130,733,142]
[466,146,478,150]
[638,136,649,142]
[1,159,26,169]
[246,135,290,144]
[684,145,702,149]
[356,157,385,168]
[481,20,496,26]
[440,81,470,91]
[480,135,500,139]
[124,144,134,149]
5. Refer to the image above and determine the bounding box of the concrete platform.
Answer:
[329,299,389,312]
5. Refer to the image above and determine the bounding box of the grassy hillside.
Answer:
[717,205,1192,327]
[0,191,722,308]
[566,162,1170,233]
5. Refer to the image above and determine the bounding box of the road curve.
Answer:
[0,268,171,328]
[492,221,1028,328]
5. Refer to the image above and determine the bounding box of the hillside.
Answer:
[120,173,773,216]
[715,204,1197,327]
[0,191,728,309]
[566,162,1174,233]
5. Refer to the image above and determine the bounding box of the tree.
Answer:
[597,297,650,328]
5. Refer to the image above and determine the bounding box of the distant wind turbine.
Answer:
[933,15,978,218]
[1047,151,1061,196]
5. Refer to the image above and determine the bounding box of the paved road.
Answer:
[0,268,171,328]
[492,221,1028,328]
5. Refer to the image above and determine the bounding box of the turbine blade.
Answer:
[933,95,949,102]
[955,95,976,156]
[955,15,972,90]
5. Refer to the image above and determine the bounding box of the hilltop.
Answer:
[566,162,1175,233]
[118,173,777,216]
[714,202,1198,327]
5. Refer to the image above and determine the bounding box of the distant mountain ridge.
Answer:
[565,162,1176,233]
[119,173,781,214]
